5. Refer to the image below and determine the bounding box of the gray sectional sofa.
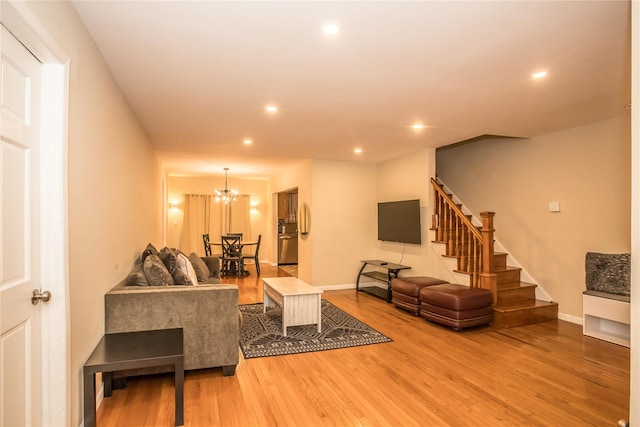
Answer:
[104,252,240,376]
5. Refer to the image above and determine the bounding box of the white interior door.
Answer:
[0,25,44,427]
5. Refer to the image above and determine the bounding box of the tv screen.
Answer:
[377,199,422,245]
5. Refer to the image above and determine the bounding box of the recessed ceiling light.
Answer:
[354,148,363,154]
[532,71,548,79]
[265,105,278,113]
[323,23,340,35]
[243,139,252,145]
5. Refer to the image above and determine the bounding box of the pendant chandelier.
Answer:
[214,168,238,204]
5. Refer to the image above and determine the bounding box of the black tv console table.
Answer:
[356,260,411,303]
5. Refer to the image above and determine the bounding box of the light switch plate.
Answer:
[548,201,561,212]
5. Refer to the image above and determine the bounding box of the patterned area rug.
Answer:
[239,300,392,359]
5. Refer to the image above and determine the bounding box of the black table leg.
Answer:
[175,359,184,426]
[103,371,113,397]
[83,369,96,427]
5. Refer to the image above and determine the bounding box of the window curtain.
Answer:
[180,194,212,255]
[181,193,252,256]
[209,198,224,245]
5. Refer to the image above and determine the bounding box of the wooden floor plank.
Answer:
[96,263,630,426]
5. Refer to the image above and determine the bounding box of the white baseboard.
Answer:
[558,312,583,325]
[317,283,357,291]
[97,380,104,409]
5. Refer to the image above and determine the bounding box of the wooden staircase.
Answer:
[431,178,558,328]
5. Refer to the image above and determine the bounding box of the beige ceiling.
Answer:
[72,1,631,179]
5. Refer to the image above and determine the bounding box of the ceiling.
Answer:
[72,1,631,179]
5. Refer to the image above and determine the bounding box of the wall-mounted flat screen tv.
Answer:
[377,199,422,245]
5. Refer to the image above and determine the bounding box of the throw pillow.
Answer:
[170,253,197,285]
[125,263,149,286]
[159,246,172,261]
[141,242,159,262]
[201,256,220,278]
[159,249,196,285]
[188,252,210,282]
[585,252,631,296]
[181,253,199,285]
[143,254,175,286]
[159,247,180,273]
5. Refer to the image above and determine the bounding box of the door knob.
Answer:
[31,289,52,305]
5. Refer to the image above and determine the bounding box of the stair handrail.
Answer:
[430,178,481,241]
[431,178,497,297]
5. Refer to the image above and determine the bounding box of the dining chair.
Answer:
[202,234,211,256]
[221,235,243,276]
[242,234,262,275]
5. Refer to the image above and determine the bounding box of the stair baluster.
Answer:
[445,203,452,255]
[437,190,444,242]
[431,178,491,292]
[460,227,468,271]
[443,204,450,253]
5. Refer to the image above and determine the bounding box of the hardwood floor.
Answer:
[96,263,630,426]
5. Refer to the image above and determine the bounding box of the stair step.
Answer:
[496,282,537,305]
[442,253,508,271]
[435,227,476,234]
[493,300,558,328]
[493,252,508,270]
[452,265,521,280]
[496,266,521,285]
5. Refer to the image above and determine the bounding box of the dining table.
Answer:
[209,240,258,276]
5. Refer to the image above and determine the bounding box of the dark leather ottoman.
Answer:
[419,284,493,330]
[391,276,449,315]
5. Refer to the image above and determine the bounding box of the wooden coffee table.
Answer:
[262,277,323,336]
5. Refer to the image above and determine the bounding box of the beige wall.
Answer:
[375,149,452,280]
[310,160,378,286]
[298,151,450,288]
[21,2,162,425]
[436,115,632,318]
[166,175,272,261]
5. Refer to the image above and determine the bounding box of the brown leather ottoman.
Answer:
[419,284,493,330]
[391,276,449,315]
